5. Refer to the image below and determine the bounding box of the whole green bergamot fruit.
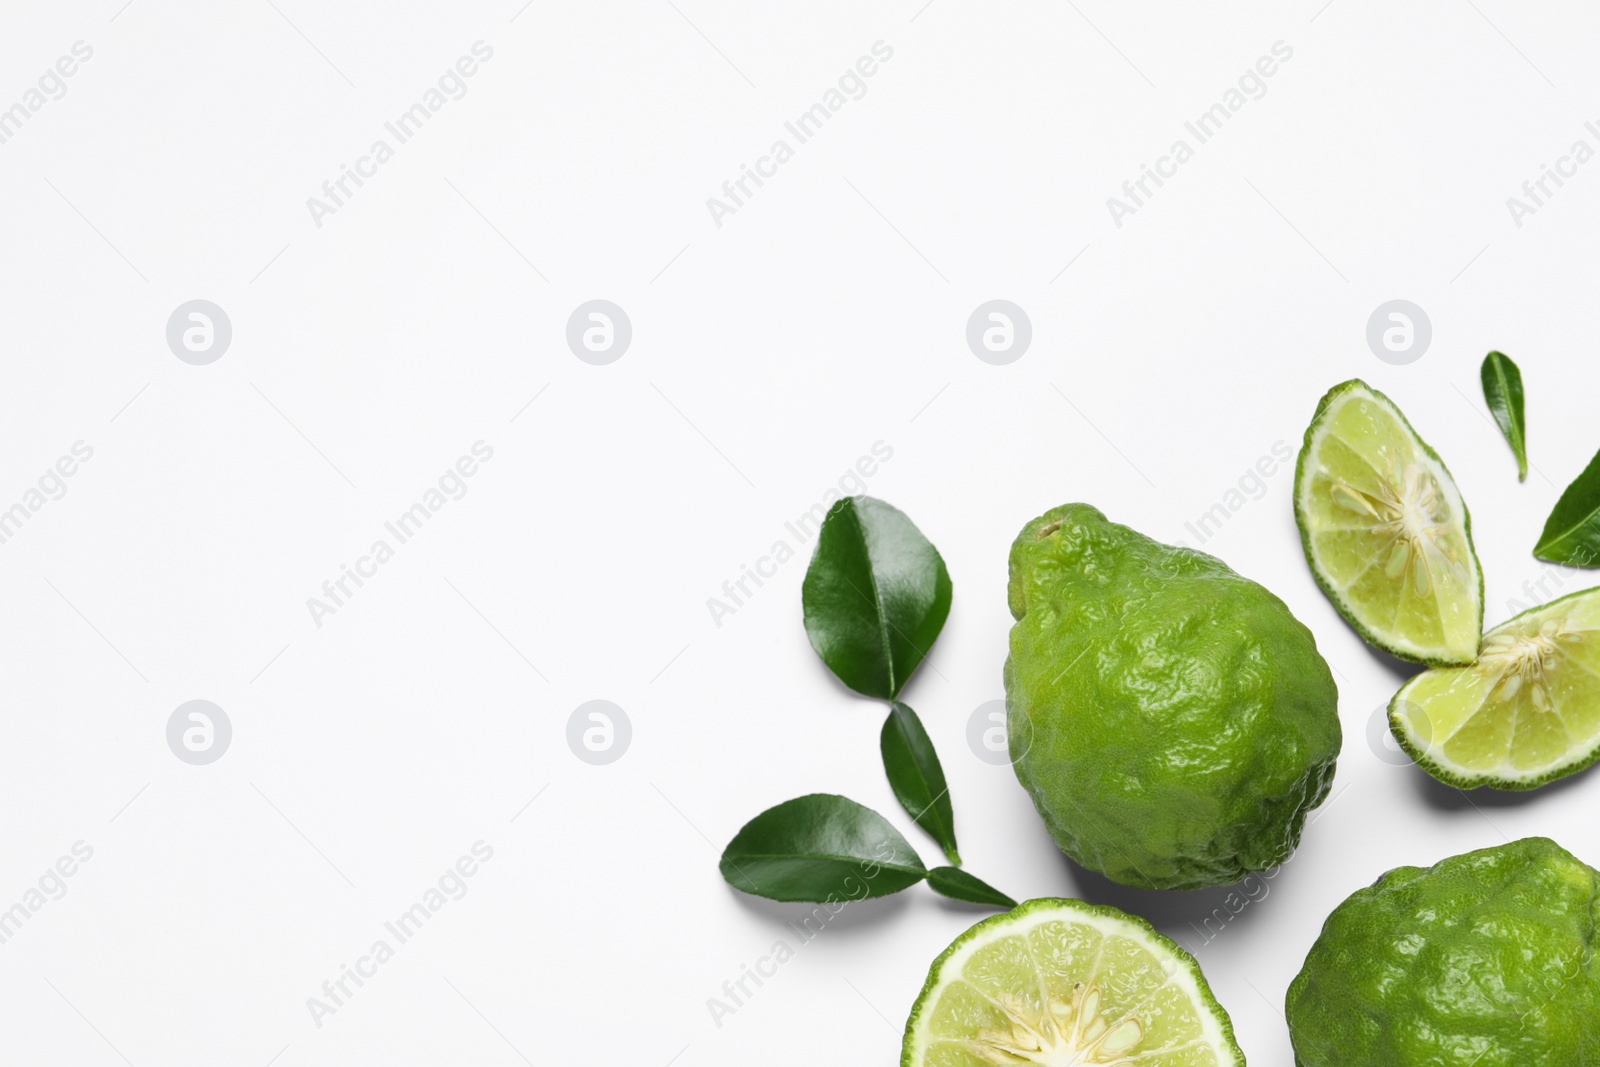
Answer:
[1287,837,1600,1066]
[1005,503,1341,890]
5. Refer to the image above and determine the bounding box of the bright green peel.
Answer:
[1288,837,1600,1066]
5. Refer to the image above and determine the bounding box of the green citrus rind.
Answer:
[901,897,1244,1067]
[1293,379,1484,667]
[1285,837,1600,1066]
[1389,584,1600,791]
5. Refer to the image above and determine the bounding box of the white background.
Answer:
[2,1,1598,1063]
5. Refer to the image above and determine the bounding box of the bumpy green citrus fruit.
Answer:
[902,898,1244,1067]
[1287,837,1600,1066]
[1006,504,1341,891]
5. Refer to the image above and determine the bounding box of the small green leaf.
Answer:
[719,794,928,903]
[925,866,1016,909]
[1481,351,1528,481]
[802,496,952,700]
[881,703,960,865]
[1535,448,1600,567]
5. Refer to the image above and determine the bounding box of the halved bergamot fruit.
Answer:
[1294,379,1482,666]
[1390,586,1600,789]
[902,898,1243,1067]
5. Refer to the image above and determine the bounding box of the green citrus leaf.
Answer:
[719,794,927,903]
[881,703,959,865]
[1481,351,1527,481]
[801,496,951,700]
[924,866,1016,909]
[1534,447,1600,567]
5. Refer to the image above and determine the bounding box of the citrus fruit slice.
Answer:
[1390,586,1600,789]
[902,898,1243,1067]
[1294,379,1482,665]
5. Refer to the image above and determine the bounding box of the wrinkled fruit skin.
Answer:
[1005,503,1341,891]
[1287,837,1600,1067]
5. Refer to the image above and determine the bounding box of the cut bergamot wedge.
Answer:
[1390,586,1600,790]
[1294,379,1482,666]
[902,898,1243,1067]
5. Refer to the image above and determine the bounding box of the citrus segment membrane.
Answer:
[1295,380,1482,665]
[1391,586,1600,789]
[903,899,1242,1067]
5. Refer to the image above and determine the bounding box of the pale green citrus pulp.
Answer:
[902,899,1242,1067]
[1295,380,1481,665]
[1391,586,1600,789]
